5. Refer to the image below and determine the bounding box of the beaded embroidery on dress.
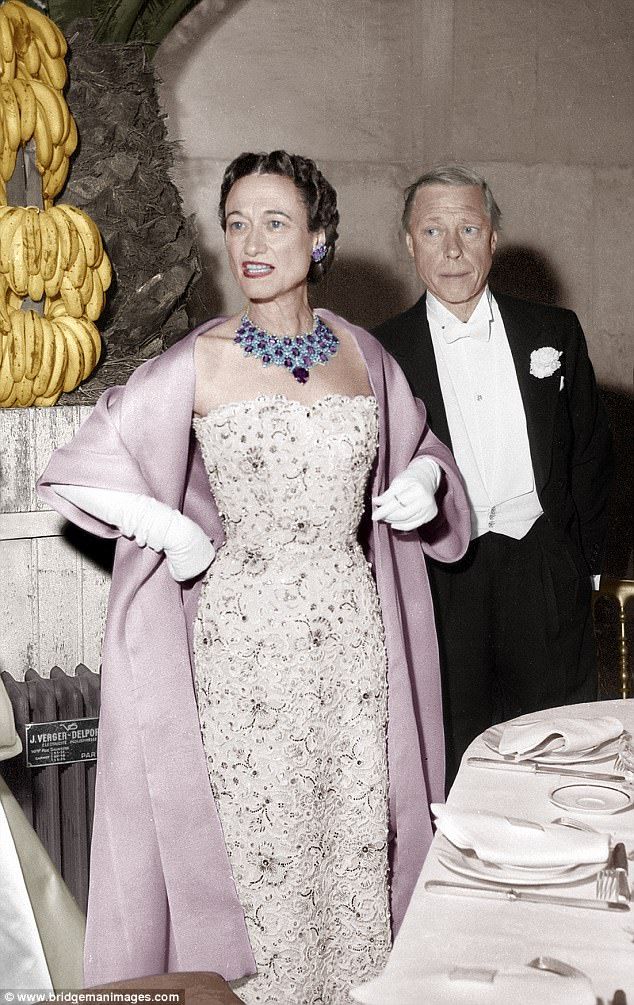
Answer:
[193,395,390,1005]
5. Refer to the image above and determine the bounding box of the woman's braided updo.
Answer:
[218,150,339,283]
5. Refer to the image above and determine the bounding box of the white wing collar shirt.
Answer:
[426,288,543,540]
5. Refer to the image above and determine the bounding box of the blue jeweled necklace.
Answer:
[234,312,339,385]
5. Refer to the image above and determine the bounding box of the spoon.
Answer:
[527,955,585,977]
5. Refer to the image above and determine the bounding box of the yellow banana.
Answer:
[85,268,104,321]
[33,104,53,169]
[67,237,87,289]
[58,93,71,145]
[48,137,65,174]
[2,385,19,406]
[58,204,103,267]
[9,221,28,295]
[33,389,60,406]
[44,320,67,398]
[6,286,20,312]
[0,83,21,150]
[78,259,93,307]
[43,155,68,202]
[0,205,22,271]
[24,306,42,379]
[61,313,99,376]
[0,280,10,327]
[3,3,31,55]
[35,46,67,91]
[0,136,16,182]
[23,37,39,75]
[20,1,66,60]
[10,76,35,141]
[0,12,15,65]
[48,205,72,267]
[58,318,84,392]
[30,79,65,145]
[82,315,101,373]
[32,312,55,396]
[96,251,112,292]
[44,293,66,320]
[0,54,16,86]
[27,269,43,301]
[43,240,63,297]
[23,206,41,275]
[8,307,25,380]
[38,208,58,281]
[60,274,82,317]
[64,113,77,156]
[0,334,13,401]
[15,374,33,406]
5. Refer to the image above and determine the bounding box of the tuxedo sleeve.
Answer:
[565,313,614,573]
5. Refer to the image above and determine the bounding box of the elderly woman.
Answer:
[38,150,470,1004]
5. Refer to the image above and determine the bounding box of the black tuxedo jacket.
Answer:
[374,292,613,576]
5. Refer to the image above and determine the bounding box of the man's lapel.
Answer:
[496,293,560,493]
[399,294,453,451]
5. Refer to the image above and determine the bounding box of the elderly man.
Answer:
[374,165,613,787]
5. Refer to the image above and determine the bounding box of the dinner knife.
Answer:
[612,842,631,902]
[467,756,626,782]
[424,879,630,911]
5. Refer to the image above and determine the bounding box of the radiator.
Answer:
[0,665,100,913]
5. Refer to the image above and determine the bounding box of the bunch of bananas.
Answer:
[0,1,74,204]
[0,203,112,315]
[0,280,101,406]
[0,2,111,408]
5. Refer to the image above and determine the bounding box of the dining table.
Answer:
[351,699,634,1004]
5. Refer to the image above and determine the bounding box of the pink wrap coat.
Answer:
[37,312,470,985]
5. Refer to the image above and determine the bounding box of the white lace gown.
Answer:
[192,394,391,1005]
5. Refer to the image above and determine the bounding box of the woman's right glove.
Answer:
[52,484,215,582]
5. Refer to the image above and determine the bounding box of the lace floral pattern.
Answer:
[193,396,390,1005]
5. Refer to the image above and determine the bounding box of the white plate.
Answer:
[482,724,620,764]
[436,847,601,887]
[548,783,632,815]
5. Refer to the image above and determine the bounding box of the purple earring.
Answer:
[311,243,327,263]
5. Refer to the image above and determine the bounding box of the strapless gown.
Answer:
[192,395,390,1005]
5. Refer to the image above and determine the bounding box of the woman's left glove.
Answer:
[372,457,441,531]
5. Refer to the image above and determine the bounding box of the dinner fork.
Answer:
[595,843,630,903]
[596,865,620,902]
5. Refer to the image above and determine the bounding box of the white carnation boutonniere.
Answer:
[530,346,562,379]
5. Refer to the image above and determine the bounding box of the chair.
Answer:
[90,971,245,1003]
[592,578,634,700]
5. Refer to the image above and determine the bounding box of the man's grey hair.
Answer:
[402,165,502,233]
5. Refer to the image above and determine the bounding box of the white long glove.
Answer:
[372,457,441,531]
[52,484,215,582]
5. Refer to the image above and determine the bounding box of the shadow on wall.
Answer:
[188,249,227,323]
[490,245,564,305]
[317,256,414,332]
[189,253,414,333]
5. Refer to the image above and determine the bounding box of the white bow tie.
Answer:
[441,319,491,344]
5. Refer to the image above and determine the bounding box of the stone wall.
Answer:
[155,0,632,571]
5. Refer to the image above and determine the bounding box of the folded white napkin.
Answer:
[498,715,623,758]
[431,806,609,867]
[350,966,596,1005]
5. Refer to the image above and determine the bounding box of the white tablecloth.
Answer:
[352,700,634,1003]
